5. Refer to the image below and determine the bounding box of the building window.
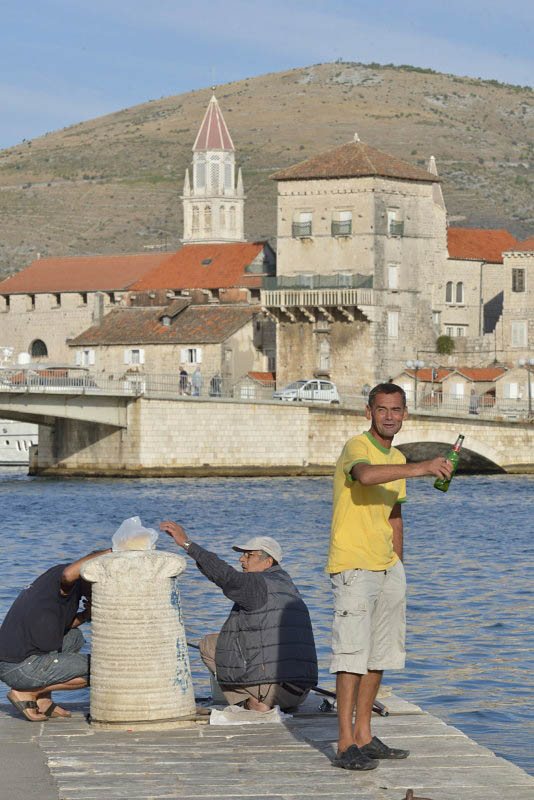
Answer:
[220,205,226,228]
[204,205,212,232]
[80,292,88,305]
[388,265,399,291]
[337,272,353,287]
[446,326,453,337]
[53,293,61,307]
[445,282,453,303]
[292,212,312,238]
[30,339,48,357]
[331,210,352,236]
[452,382,464,397]
[512,268,525,293]
[503,382,519,399]
[229,206,236,232]
[123,348,144,366]
[456,326,466,337]
[107,292,116,304]
[456,282,464,303]
[28,294,36,311]
[181,347,202,365]
[192,205,199,232]
[387,310,399,338]
[77,349,95,366]
[195,156,206,189]
[224,158,232,191]
[319,338,331,370]
[387,209,404,236]
[511,320,527,347]
[432,310,441,326]
[209,158,220,192]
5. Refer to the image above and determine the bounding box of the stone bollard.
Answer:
[81,551,196,730]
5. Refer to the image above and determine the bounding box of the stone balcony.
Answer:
[260,286,374,323]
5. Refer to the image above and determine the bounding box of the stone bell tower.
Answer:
[182,94,245,243]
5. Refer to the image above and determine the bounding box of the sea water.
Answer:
[0,468,532,774]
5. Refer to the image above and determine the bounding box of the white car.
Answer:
[273,379,341,404]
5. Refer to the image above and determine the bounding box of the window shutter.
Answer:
[89,350,95,365]
[196,348,202,363]
[75,351,81,366]
[180,348,187,362]
[139,349,145,364]
[124,350,130,364]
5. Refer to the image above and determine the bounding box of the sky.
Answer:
[1,0,532,150]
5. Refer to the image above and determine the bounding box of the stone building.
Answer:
[262,137,446,392]
[69,298,269,394]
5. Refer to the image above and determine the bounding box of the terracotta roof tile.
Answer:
[70,304,258,346]
[447,228,518,263]
[448,367,507,381]
[0,253,170,294]
[404,368,453,382]
[271,141,440,183]
[247,371,276,385]
[511,236,534,252]
[130,242,268,291]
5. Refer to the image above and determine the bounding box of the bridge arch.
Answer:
[395,427,504,473]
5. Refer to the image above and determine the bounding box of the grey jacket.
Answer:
[189,543,318,688]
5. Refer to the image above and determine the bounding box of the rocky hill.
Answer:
[0,61,532,278]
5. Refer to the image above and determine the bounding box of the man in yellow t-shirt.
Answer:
[327,383,453,772]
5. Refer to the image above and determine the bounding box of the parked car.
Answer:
[273,379,341,404]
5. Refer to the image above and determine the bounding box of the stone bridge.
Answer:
[0,389,532,476]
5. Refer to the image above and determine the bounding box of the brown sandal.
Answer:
[42,701,72,719]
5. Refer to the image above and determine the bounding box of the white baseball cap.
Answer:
[232,536,282,563]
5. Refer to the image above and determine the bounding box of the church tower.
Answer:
[182,95,245,243]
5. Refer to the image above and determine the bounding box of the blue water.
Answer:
[0,468,532,775]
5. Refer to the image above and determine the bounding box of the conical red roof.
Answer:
[193,95,234,151]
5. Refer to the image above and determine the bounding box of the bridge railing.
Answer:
[1,370,531,420]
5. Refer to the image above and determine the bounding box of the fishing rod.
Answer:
[186,640,388,717]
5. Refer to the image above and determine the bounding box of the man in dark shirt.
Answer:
[0,549,109,721]
[160,521,318,712]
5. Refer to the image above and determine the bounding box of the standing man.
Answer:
[160,522,318,711]
[0,549,109,721]
[327,382,452,771]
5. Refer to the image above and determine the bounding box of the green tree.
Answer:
[436,335,455,355]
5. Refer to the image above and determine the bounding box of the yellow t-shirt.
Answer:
[326,431,407,573]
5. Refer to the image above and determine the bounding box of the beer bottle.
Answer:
[434,434,464,492]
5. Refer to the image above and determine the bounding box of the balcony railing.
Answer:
[389,220,404,236]
[262,274,372,291]
[261,287,374,308]
[292,221,312,238]
[331,220,352,236]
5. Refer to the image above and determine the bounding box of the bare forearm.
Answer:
[352,456,452,485]
[61,549,110,592]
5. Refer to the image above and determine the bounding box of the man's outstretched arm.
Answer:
[60,549,111,595]
[351,456,452,486]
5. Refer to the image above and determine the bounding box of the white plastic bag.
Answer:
[111,516,159,552]
[209,705,291,725]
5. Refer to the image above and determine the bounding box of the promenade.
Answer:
[2,690,532,800]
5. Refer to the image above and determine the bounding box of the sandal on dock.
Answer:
[332,744,378,771]
[360,735,409,759]
[7,692,48,722]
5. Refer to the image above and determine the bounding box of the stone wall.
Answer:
[31,397,534,476]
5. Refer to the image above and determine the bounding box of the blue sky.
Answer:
[1,0,532,150]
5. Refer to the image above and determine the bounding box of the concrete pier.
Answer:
[1,691,532,800]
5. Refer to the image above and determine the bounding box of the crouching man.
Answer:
[0,549,109,721]
[160,522,318,711]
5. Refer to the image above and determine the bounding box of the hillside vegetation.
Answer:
[0,61,532,278]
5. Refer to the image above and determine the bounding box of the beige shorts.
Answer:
[329,560,406,674]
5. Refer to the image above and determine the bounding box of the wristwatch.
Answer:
[182,539,192,551]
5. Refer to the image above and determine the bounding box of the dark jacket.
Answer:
[189,543,318,688]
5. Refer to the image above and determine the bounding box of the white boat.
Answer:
[0,419,38,465]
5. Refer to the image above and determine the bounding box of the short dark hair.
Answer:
[368,382,406,408]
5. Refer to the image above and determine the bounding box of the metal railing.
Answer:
[1,370,531,420]
[261,287,374,308]
[292,221,312,238]
[331,220,352,236]
[262,274,372,291]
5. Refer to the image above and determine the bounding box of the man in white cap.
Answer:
[160,521,318,711]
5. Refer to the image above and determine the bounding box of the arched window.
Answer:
[456,282,464,303]
[445,281,453,303]
[192,205,199,232]
[220,205,226,229]
[30,339,48,358]
[204,205,212,232]
[209,158,220,193]
[224,158,233,191]
[229,206,236,232]
[195,156,205,189]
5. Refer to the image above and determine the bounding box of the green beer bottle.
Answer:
[434,434,464,492]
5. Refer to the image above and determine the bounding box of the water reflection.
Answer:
[0,468,532,775]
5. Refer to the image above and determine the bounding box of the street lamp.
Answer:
[406,359,424,409]
[518,357,534,418]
